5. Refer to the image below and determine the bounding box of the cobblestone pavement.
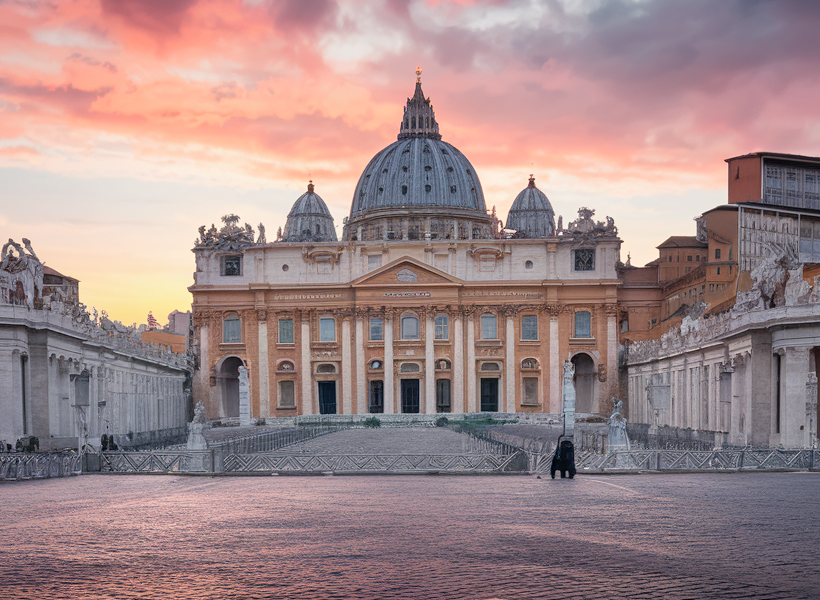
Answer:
[3,473,819,599]
[272,427,477,455]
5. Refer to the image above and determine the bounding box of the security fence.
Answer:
[0,452,82,481]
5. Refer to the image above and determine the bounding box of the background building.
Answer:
[0,239,190,450]
[624,152,820,448]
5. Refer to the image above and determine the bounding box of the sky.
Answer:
[3,0,820,326]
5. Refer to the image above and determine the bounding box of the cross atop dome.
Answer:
[398,67,442,141]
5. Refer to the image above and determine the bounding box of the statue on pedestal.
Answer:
[187,401,209,450]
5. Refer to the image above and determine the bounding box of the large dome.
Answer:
[281,181,337,242]
[506,175,555,238]
[349,137,486,220]
[345,70,492,242]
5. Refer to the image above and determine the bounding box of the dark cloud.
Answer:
[268,0,338,34]
[100,0,199,36]
[68,53,118,73]
[0,79,113,114]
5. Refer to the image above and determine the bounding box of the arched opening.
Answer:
[219,356,243,418]
[571,353,596,413]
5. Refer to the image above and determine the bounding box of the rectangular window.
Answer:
[480,314,497,339]
[401,316,419,340]
[521,315,538,341]
[522,377,539,405]
[222,255,242,276]
[574,249,595,271]
[278,380,295,407]
[574,311,591,338]
[436,379,451,413]
[715,248,721,259]
[319,317,335,342]
[369,318,383,341]
[278,319,294,344]
[367,254,382,270]
[687,255,692,262]
[696,255,700,261]
[717,267,721,275]
[434,315,449,340]
[223,316,241,343]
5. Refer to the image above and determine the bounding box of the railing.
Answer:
[567,448,820,473]
[223,452,527,473]
[209,425,341,454]
[0,452,82,481]
[101,450,213,473]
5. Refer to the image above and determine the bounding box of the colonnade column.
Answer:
[300,311,313,415]
[548,306,560,414]
[466,311,476,413]
[257,310,269,419]
[355,313,366,414]
[384,310,394,414]
[453,311,464,413]
[783,346,812,448]
[341,313,352,415]
[505,309,516,414]
[425,310,435,414]
[606,304,618,412]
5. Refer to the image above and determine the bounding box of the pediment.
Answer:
[352,256,463,288]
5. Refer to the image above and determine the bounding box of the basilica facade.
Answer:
[190,75,623,422]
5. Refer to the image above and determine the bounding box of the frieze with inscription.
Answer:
[462,291,543,299]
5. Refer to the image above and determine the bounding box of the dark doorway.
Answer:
[480,378,498,412]
[318,381,337,415]
[401,379,420,413]
[369,380,384,413]
[220,357,243,417]
[571,353,596,413]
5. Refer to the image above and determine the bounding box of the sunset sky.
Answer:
[3,0,820,326]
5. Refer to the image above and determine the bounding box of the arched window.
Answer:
[317,364,336,374]
[400,363,420,373]
[222,314,241,343]
[369,360,383,370]
[521,358,539,370]
[278,361,295,371]
[436,359,451,370]
[401,315,419,340]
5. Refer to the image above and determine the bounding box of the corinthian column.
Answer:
[257,310,269,419]
[355,311,366,414]
[300,311,313,415]
[548,305,560,414]
[453,311,464,413]
[425,310,435,414]
[384,309,394,414]
[505,308,516,414]
[341,313,352,415]
[466,310,476,413]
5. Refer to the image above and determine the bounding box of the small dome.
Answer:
[505,175,555,238]
[281,182,338,242]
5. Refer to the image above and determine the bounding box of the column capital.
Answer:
[605,303,619,317]
[256,308,267,322]
[545,304,561,318]
[500,304,519,318]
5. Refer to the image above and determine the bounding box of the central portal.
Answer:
[480,378,498,412]
[318,381,337,414]
[401,379,420,413]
